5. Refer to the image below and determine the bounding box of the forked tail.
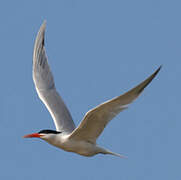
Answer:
[98,146,127,158]
[105,150,127,158]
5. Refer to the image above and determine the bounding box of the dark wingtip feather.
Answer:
[137,66,162,94]
[42,35,45,46]
[41,21,46,46]
[154,65,162,75]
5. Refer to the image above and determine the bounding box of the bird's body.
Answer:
[24,21,161,158]
[45,134,103,157]
[40,132,123,157]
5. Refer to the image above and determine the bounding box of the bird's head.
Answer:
[23,129,61,140]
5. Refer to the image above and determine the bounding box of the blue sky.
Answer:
[0,0,180,179]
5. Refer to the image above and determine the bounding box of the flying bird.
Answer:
[24,21,161,158]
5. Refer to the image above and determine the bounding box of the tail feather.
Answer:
[98,147,127,158]
[105,150,127,158]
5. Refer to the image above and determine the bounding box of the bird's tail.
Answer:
[98,146,127,158]
[104,150,127,158]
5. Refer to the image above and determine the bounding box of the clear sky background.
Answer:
[0,0,180,179]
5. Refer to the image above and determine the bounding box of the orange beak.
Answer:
[23,133,42,138]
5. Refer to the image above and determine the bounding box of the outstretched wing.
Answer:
[33,21,75,133]
[69,66,161,143]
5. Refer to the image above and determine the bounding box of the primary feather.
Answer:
[69,66,161,143]
[33,21,75,133]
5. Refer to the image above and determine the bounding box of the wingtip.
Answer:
[33,20,47,60]
[42,20,47,27]
[153,65,162,77]
[40,20,46,32]
[157,65,162,72]
[134,65,162,95]
[36,20,47,46]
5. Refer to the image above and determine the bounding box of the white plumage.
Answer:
[24,21,161,158]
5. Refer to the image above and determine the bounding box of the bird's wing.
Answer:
[69,66,161,143]
[33,21,75,133]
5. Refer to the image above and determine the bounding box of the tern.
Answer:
[24,21,161,158]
